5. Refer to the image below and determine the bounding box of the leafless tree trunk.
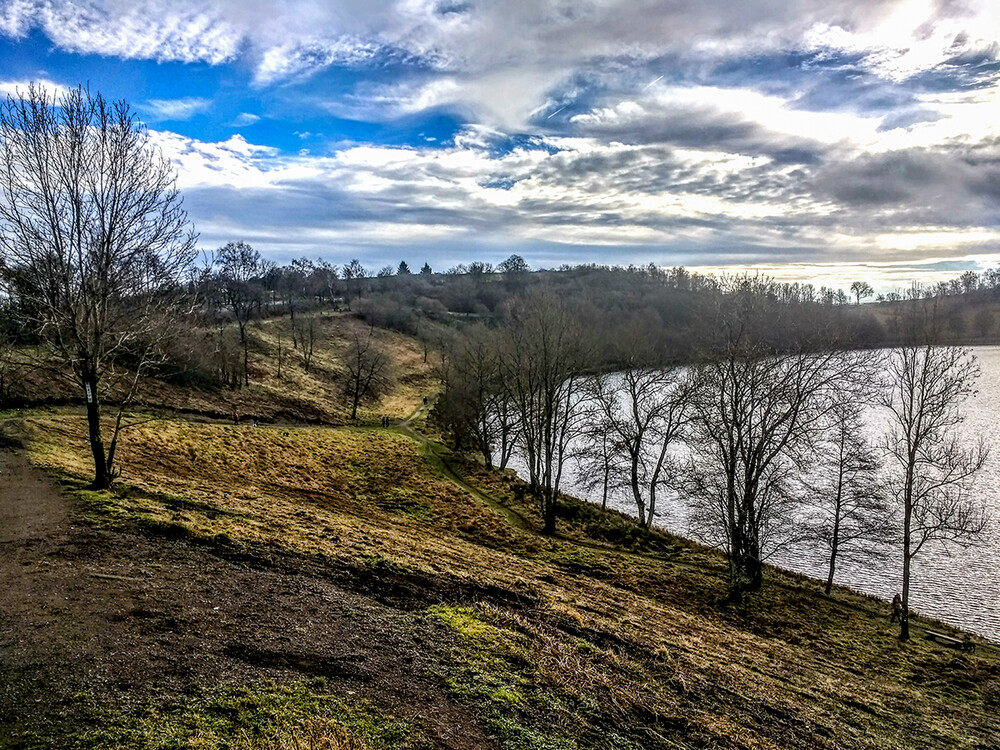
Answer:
[434,324,518,470]
[584,355,693,529]
[276,329,285,380]
[0,84,195,488]
[881,333,989,640]
[296,316,318,372]
[576,430,616,511]
[215,241,271,388]
[685,277,872,601]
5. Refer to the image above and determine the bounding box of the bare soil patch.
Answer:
[0,449,499,749]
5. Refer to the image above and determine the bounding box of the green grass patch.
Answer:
[66,680,425,750]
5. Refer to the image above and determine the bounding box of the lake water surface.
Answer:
[525,346,1000,641]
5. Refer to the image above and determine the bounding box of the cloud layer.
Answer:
[1,0,998,288]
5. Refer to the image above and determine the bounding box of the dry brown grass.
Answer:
[238,717,368,750]
[9,411,1000,750]
[9,312,439,425]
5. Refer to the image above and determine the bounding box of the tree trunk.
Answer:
[825,552,836,596]
[542,495,557,535]
[238,320,250,387]
[83,375,111,489]
[826,502,842,596]
[900,464,914,641]
[901,543,911,641]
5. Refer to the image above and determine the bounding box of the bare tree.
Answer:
[584,349,693,529]
[296,315,318,372]
[276,329,286,380]
[851,281,874,305]
[435,324,518,470]
[341,327,393,420]
[881,339,989,640]
[804,400,893,596]
[0,85,196,488]
[575,428,620,512]
[501,290,592,535]
[215,241,270,387]
[685,277,870,600]
[343,258,368,307]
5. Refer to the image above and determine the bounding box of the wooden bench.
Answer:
[924,629,976,652]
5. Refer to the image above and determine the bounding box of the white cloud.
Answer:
[0,78,69,98]
[232,112,261,127]
[140,96,212,121]
[4,0,995,128]
[145,126,998,278]
[33,2,244,64]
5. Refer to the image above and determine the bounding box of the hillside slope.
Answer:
[2,401,998,749]
[4,312,437,426]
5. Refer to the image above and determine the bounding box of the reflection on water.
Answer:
[517,346,1000,641]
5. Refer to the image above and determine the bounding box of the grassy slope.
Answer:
[8,312,438,425]
[4,310,999,748]
[6,405,999,750]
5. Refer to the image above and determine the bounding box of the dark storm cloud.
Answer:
[811,147,1000,213]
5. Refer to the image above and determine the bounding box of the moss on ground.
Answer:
[63,681,424,750]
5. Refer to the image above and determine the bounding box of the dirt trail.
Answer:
[0,449,71,543]
[0,448,500,749]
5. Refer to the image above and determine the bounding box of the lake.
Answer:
[521,346,1000,642]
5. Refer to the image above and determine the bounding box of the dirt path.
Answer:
[0,450,71,545]
[0,447,500,749]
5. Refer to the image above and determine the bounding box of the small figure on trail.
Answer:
[233,410,240,426]
[891,593,902,623]
[252,418,259,428]
[423,396,428,406]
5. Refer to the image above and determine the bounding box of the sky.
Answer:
[1,0,999,291]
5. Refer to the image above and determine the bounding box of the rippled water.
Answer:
[517,347,1000,641]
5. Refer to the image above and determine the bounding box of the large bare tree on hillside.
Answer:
[435,325,518,470]
[215,241,271,387]
[685,277,873,600]
[501,290,592,535]
[342,327,393,420]
[804,400,893,596]
[881,333,989,640]
[0,85,195,488]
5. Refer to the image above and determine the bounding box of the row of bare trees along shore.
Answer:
[433,281,990,640]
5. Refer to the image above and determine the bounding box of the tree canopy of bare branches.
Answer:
[803,400,893,596]
[0,84,196,488]
[685,277,873,600]
[341,327,393,420]
[501,290,592,535]
[881,339,989,639]
[434,324,518,470]
[214,241,272,387]
[583,339,693,529]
